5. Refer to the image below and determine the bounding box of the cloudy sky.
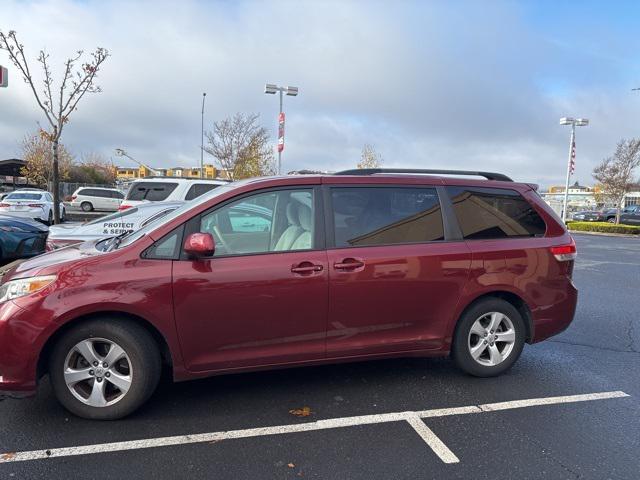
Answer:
[1,0,639,186]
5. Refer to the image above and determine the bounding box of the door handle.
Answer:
[333,258,365,270]
[291,263,324,274]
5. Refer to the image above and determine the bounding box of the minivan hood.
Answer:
[5,240,104,280]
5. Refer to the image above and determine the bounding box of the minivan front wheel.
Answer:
[49,319,161,420]
[452,298,525,377]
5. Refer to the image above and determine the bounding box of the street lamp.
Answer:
[559,117,589,222]
[114,148,162,177]
[201,92,206,178]
[264,83,299,174]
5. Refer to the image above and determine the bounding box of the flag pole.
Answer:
[562,123,576,223]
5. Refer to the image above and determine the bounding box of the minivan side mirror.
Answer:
[183,232,215,257]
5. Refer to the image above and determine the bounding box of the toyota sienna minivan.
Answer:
[0,169,577,419]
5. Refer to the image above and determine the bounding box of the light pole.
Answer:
[559,117,589,222]
[265,83,299,174]
[114,148,162,177]
[201,92,206,178]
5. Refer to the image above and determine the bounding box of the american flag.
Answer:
[569,140,576,175]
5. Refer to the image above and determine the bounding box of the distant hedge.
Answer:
[566,221,640,235]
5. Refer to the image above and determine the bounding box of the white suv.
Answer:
[119,178,228,210]
[70,187,125,212]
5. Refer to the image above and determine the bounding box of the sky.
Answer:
[1,0,639,187]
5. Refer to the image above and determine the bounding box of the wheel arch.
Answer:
[454,291,534,343]
[37,310,174,379]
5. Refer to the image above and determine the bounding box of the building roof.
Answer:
[0,158,26,176]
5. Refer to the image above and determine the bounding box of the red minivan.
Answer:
[0,170,577,419]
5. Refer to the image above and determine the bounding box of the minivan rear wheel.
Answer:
[49,318,161,420]
[81,201,93,212]
[452,298,525,377]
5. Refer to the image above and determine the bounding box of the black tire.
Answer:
[47,210,53,225]
[81,201,93,212]
[49,318,161,420]
[60,207,66,223]
[452,298,525,377]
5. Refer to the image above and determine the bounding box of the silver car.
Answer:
[47,201,184,250]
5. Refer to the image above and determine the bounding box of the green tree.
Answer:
[592,138,640,223]
[204,113,276,181]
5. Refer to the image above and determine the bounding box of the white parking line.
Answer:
[0,390,629,465]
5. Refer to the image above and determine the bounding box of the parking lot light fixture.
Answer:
[264,83,299,175]
[559,117,590,222]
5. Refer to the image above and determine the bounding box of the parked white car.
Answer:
[47,201,184,250]
[119,178,227,210]
[70,187,125,212]
[0,189,65,224]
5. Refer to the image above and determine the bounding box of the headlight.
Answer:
[0,275,57,303]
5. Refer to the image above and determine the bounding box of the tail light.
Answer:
[28,203,43,208]
[118,204,133,211]
[0,203,9,207]
[71,195,77,201]
[550,238,577,262]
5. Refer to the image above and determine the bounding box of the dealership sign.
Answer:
[277,112,285,153]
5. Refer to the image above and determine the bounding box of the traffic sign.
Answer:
[0,66,7,88]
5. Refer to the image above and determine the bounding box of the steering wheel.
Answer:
[212,225,233,254]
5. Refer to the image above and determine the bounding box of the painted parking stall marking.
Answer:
[0,390,629,465]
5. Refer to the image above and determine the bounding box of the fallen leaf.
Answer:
[1,452,16,461]
[289,406,312,417]
[287,463,295,468]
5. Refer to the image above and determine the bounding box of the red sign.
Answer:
[0,66,7,88]
[277,112,285,153]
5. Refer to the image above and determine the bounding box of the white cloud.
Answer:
[1,0,638,186]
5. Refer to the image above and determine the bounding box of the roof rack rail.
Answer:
[334,168,513,182]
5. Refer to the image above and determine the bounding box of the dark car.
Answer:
[0,169,577,420]
[571,210,602,221]
[594,206,639,223]
[0,215,48,262]
[620,205,640,225]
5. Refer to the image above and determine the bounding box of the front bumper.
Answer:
[0,301,42,397]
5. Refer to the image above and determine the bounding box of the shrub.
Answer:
[566,221,640,235]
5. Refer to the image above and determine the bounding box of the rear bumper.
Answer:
[0,210,44,221]
[531,279,578,343]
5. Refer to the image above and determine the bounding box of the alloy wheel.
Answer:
[63,337,133,407]
[467,312,516,367]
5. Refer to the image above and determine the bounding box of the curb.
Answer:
[569,230,639,238]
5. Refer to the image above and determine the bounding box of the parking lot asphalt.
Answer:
[0,233,638,479]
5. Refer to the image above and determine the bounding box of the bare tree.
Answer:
[0,30,109,223]
[204,113,276,181]
[20,130,73,188]
[358,144,383,169]
[592,138,640,224]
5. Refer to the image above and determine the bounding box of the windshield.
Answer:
[114,183,240,249]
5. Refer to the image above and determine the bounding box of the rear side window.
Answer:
[126,182,179,201]
[446,186,546,239]
[331,187,444,247]
[185,183,219,201]
[111,190,124,199]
